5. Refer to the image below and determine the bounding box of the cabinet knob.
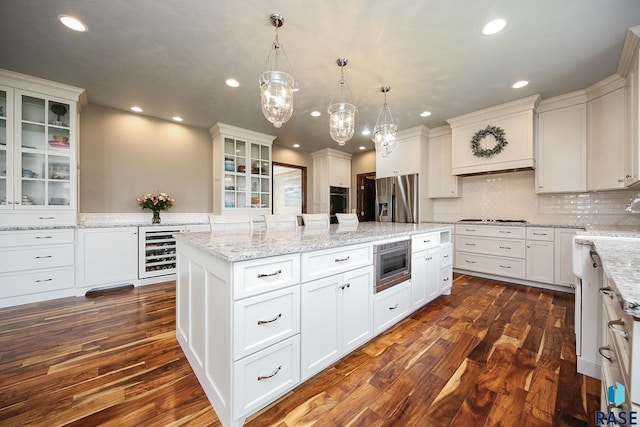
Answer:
[618,179,624,183]
[626,174,632,178]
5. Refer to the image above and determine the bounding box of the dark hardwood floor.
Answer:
[0,274,600,426]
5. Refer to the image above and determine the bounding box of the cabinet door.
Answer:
[395,137,421,176]
[410,250,427,310]
[526,240,554,283]
[428,133,459,198]
[78,227,138,287]
[625,50,639,187]
[425,246,441,302]
[375,149,396,178]
[0,85,13,210]
[588,88,626,190]
[300,274,340,380]
[341,266,373,352]
[329,156,351,188]
[536,103,587,193]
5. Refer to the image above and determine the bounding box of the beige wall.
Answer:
[79,104,212,213]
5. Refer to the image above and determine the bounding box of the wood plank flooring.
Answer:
[0,274,600,426]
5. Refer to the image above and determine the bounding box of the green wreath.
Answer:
[470,125,508,158]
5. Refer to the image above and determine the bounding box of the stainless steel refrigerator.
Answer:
[375,174,419,223]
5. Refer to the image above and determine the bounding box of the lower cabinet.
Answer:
[75,227,138,292]
[525,241,554,283]
[300,265,373,380]
[373,280,411,335]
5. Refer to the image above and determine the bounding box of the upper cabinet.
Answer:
[447,95,540,176]
[210,123,276,215]
[375,125,426,179]
[586,76,627,191]
[427,125,460,198]
[620,27,640,187]
[0,69,84,227]
[535,91,587,193]
[311,148,352,216]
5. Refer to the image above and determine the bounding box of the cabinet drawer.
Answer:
[233,335,300,418]
[0,266,74,298]
[412,232,439,252]
[233,253,300,299]
[0,229,74,248]
[455,224,525,239]
[440,265,452,293]
[301,243,372,283]
[455,235,525,258]
[526,227,554,241]
[374,281,410,335]
[454,251,525,279]
[233,286,300,360]
[440,243,452,267]
[0,244,74,272]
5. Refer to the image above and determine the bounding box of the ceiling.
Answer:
[1,1,640,154]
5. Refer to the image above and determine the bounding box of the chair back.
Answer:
[208,214,253,232]
[335,213,359,225]
[301,213,330,228]
[264,214,299,230]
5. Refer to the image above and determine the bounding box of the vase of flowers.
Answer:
[136,192,175,224]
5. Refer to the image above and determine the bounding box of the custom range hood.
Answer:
[447,94,541,176]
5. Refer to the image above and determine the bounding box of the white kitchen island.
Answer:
[174,222,452,427]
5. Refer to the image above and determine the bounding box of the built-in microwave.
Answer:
[373,238,411,293]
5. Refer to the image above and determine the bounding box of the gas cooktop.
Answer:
[458,219,527,224]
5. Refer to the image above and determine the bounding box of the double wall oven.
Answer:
[373,238,411,293]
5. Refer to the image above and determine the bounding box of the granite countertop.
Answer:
[174,222,453,262]
[0,221,209,231]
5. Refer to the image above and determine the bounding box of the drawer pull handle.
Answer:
[35,255,53,259]
[499,264,511,269]
[35,236,53,239]
[335,256,350,263]
[499,246,511,250]
[532,232,546,236]
[257,269,282,279]
[257,313,282,325]
[423,239,431,243]
[35,278,53,283]
[499,230,511,234]
[465,243,476,246]
[608,319,629,340]
[38,217,56,220]
[257,365,282,381]
[599,287,615,299]
[465,260,476,264]
[598,346,614,362]
[389,303,399,310]
[443,254,449,258]
[465,228,476,232]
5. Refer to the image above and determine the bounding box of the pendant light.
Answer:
[373,86,397,157]
[259,13,295,128]
[328,58,357,146]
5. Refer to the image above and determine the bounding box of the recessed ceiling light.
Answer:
[172,116,183,122]
[482,19,506,35]
[361,129,371,136]
[58,15,88,32]
[310,111,321,117]
[225,79,240,88]
[130,106,143,113]
[293,144,300,148]
[359,146,366,150]
[420,111,432,117]
[512,80,529,89]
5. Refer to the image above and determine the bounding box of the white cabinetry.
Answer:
[300,265,373,380]
[427,126,460,198]
[373,280,410,335]
[439,242,453,295]
[0,69,84,227]
[624,44,640,186]
[311,148,352,215]
[0,228,75,307]
[410,232,440,311]
[587,77,627,190]
[76,227,138,293]
[210,122,275,215]
[525,227,554,283]
[554,228,581,287]
[535,92,587,193]
[376,125,426,178]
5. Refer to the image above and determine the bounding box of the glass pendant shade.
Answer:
[328,58,357,145]
[373,86,397,157]
[260,14,295,129]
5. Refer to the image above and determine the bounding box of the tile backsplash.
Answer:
[432,170,640,226]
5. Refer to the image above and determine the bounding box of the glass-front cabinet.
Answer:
[210,122,275,214]
[0,69,84,226]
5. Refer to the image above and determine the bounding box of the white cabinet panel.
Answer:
[526,240,554,283]
[233,253,301,299]
[301,243,372,283]
[428,129,460,198]
[0,266,73,298]
[373,281,410,335]
[554,228,581,287]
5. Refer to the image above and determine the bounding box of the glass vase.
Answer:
[152,210,161,224]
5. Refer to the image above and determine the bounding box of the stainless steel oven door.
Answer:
[374,240,411,293]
